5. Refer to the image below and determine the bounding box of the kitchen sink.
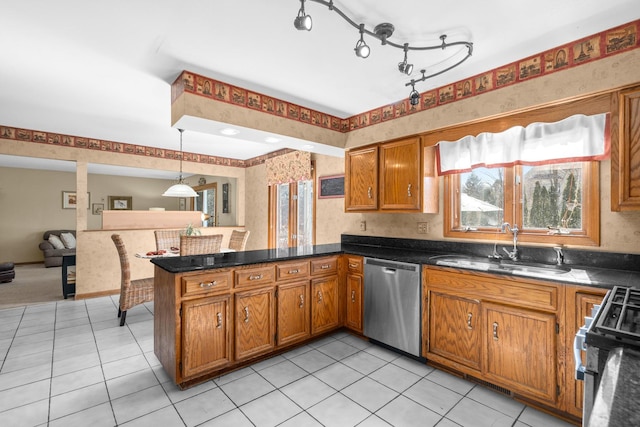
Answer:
[430,254,571,277]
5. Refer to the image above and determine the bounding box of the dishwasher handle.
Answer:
[383,267,397,274]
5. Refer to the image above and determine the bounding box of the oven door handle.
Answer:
[574,326,588,381]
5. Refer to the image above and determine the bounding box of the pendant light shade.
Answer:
[163,128,198,198]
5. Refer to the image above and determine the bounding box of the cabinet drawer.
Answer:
[276,261,309,282]
[346,255,363,274]
[235,265,275,288]
[182,270,232,297]
[310,256,338,276]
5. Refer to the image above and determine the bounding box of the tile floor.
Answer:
[0,296,577,427]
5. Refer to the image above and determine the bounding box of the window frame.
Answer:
[444,161,600,246]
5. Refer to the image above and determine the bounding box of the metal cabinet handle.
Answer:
[249,274,262,280]
[407,183,412,197]
[467,313,473,330]
[351,290,356,303]
[288,269,299,274]
[348,263,358,269]
[320,264,331,270]
[299,294,304,308]
[244,306,250,323]
[492,322,499,340]
[367,186,372,199]
[216,312,222,329]
[199,280,217,288]
[317,291,323,303]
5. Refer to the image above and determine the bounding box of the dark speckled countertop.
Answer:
[151,234,640,290]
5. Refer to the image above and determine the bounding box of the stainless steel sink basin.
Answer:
[430,255,571,277]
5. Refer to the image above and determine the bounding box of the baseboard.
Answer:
[74,289,119,300]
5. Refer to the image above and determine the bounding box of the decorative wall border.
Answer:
[2,20,638,169]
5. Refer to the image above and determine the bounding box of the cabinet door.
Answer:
[235,287,276,361]
[612,85,640,210]
[428,291,481,370]
[484,302,557,403]
[311,275,340,335]
[345,146,378,211]
[277,281,310,346]
[379,137,421,210]
[182,295,231,378]
[566,287,607,418]
[346,273,363,333]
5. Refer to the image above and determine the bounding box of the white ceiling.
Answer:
[1,0,638,175]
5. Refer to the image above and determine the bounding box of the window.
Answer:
[268,162,316,250]
[445,161,599,245]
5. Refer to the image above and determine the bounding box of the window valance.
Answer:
[266,150,311,186]
[436,113,610,175]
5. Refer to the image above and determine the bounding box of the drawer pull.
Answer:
[249,274,263,281]
[317,291,323,303]
[320,264,331,270]
[407,183,412,197]
[492,322,499,341]
[299,295,304,308]
[467,313,473,330]
[351,290,356,303]
[348,263,358,269]
[288,269,299,274]
[199,280,217,288]
[216,312,222,329]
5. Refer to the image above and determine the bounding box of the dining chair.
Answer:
[111,234,154,326]
[180,234,223,255]
[154,229,181,251]
[228,230,250,251]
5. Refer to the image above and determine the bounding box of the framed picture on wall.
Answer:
[222,183,229,213]
[318,175,345,199]
[92,203,104,215]
[108,196,132,210]
[62,191,90,209]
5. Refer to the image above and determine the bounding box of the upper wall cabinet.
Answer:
[612,84,640,211]
[345,136,438,213]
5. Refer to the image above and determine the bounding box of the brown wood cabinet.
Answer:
[345,145,378,211]
[181,295,231,378]
[234,286,276,361]
[424,266,561,407]
[612,84,640,210]
[344,136,438,213]
[564,285,607,418]
[345,255,363,333]
[277,280,310,346]
[311,275,340,335]
[379,137,422,210]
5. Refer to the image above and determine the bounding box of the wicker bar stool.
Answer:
[228,230,250,251]
[179,234,223,255]
[111,234,154,326]
[154,229,181,251]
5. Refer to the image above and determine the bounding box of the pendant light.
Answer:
[162,128,198,198]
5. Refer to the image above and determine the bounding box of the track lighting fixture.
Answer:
[293,0,473,104]
[398,43,413,75]
[294,0,312,31]
[354,24,370,58]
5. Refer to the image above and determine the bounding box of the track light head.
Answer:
[398,43,413,75]
[354,24,370,58]
[409,83,420,106]
[294,0,312,31]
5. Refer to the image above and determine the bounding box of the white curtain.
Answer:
[436,113,610,175]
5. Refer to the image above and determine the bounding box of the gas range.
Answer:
[586,286,640,350]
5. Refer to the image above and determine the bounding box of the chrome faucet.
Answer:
[501,222,520,261]
[553,246,564,265]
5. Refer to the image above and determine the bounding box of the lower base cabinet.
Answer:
[311,275,340,335]
[234,287,276,361]
[181,295,231,378]
[277,280,311,346]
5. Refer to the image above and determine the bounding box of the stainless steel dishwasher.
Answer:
[363,257,421,357]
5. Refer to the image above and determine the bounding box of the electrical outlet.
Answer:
[417,222,429,234]
[360,221,366,231]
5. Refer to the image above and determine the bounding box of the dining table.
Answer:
[135,248,235,259]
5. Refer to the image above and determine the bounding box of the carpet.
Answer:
[0,263,66,309]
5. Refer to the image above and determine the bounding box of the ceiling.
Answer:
[1,0,638,176]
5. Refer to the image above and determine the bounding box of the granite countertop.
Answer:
[151,239,640,289]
